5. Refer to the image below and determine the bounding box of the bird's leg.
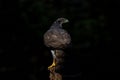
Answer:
[48,57,56,69]
[48,50,56,70]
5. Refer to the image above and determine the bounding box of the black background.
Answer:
[0,0,115,80]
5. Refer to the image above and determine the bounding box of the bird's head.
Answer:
[56,18,69,25]
[51,18,69,29]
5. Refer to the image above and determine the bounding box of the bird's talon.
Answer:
[48,62,56,70]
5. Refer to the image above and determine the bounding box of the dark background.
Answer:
[0,0,114,80]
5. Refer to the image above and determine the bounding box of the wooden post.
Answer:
[48,50,64,80]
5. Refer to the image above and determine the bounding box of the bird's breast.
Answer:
[44,29,71,49]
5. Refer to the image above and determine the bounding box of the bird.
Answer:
[44,18,71,69]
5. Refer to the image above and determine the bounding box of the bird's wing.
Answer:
[59,29,71,44]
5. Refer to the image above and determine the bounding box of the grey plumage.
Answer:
[44,18,71,71]
[44,18,71,49]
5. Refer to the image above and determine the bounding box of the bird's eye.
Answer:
[57,20,61,23]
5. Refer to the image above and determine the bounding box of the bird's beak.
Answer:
[64,19,69,23]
